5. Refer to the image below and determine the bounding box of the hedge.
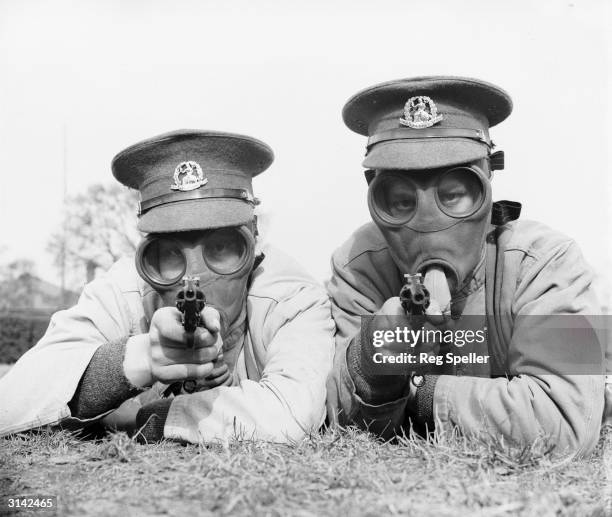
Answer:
[0,313,52,363]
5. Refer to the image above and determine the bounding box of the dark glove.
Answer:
[135,399,172,443]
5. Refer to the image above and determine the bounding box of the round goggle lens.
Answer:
[202,228,247,274]
[141,239,186,285]
[436,168,484,217]
[373,175,418,223]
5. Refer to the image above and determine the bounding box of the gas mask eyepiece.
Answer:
[368,166,486,228]
[136,226,254,290]
[435,167,485,218]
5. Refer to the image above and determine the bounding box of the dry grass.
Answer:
[1,425,610,517]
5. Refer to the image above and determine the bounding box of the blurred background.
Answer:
[0,0,610,358]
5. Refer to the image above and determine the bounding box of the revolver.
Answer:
[175,276,206,340]
[399,273,430,317]
[167,276,207,395]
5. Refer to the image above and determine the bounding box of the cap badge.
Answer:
[400,96,443,129]
[171,161,208,192]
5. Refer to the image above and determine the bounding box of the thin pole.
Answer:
[60,125,67,307]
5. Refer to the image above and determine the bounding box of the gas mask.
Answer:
[368,162,492,298]
[135,224,257,336]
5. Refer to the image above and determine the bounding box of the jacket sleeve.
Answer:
[156,282,336,444]
[325,249,410,437]
[0,269,140,436]
[433,239,604,457]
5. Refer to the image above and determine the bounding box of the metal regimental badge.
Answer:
[399,96,443,129]
[171,161,207,191]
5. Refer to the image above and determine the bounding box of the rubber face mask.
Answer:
[135,225,256,333]
[368,164,492,295]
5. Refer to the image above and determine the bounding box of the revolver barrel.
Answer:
[399,273,431,315]
[176,276,206,335]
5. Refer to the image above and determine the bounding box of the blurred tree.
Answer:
[47,183,142,290]
[0,258,37,311]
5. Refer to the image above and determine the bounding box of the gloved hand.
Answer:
[350,295,453,405]
[101,382,168,434]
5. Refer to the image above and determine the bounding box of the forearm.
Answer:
[433,374,604,457]
[0,278,138,435]
[346,324,438,431]
[325,333,407,439]
[136,375,327,444]
[69,338,145,419]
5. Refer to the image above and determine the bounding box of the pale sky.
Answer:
[0,0,610,302]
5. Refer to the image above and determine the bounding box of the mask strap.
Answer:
[252,215,259,238]
[364,169,376,185]
[253,253,265,271]
[491,200,521,226]
[247,253,266,290]
[489,151,505,171]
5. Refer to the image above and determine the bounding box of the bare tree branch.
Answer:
[47,183,142,289]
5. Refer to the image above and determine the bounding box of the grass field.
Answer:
[1,425,610,517]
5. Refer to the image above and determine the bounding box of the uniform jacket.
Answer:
[0,245,335,444]
[326,220,605,457]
